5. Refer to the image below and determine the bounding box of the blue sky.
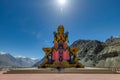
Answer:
[0,0,120,59]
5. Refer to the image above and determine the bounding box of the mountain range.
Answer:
[0,52,39,67]
[1,36,120,68]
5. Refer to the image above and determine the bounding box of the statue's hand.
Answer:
[54,42,58,49]
[63,43,68,49]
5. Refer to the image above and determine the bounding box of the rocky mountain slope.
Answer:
[96,40,120,67]
[71,36,120,68]
[33,57,45,67]
[71,40,105,67]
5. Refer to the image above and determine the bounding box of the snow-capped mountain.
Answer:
[106,36,120,42]
[0,52,21,67]
[0,52,40,67]
[14,56,27,58]
[0,52,8,55]
[15,56,40,67]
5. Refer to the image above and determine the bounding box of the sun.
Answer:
[57,0,67,12]
[58,0,66,5]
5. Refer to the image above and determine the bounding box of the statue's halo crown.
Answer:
[58,25,64,31]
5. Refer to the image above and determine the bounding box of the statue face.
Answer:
[58,28,64,34]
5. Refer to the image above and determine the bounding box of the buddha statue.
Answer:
[41,25,84,68]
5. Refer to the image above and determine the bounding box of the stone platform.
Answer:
[4,68,120,74]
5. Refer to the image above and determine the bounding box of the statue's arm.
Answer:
[53,32,57,43]
[65,32,69,43]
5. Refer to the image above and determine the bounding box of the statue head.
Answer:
[58,25,64,34]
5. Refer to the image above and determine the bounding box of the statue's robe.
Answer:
[52,49,70,61]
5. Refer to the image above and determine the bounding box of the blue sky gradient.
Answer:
[0,0,120,59]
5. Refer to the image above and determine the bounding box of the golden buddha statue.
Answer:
[53,25,68,49]
[40,25,84,68]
